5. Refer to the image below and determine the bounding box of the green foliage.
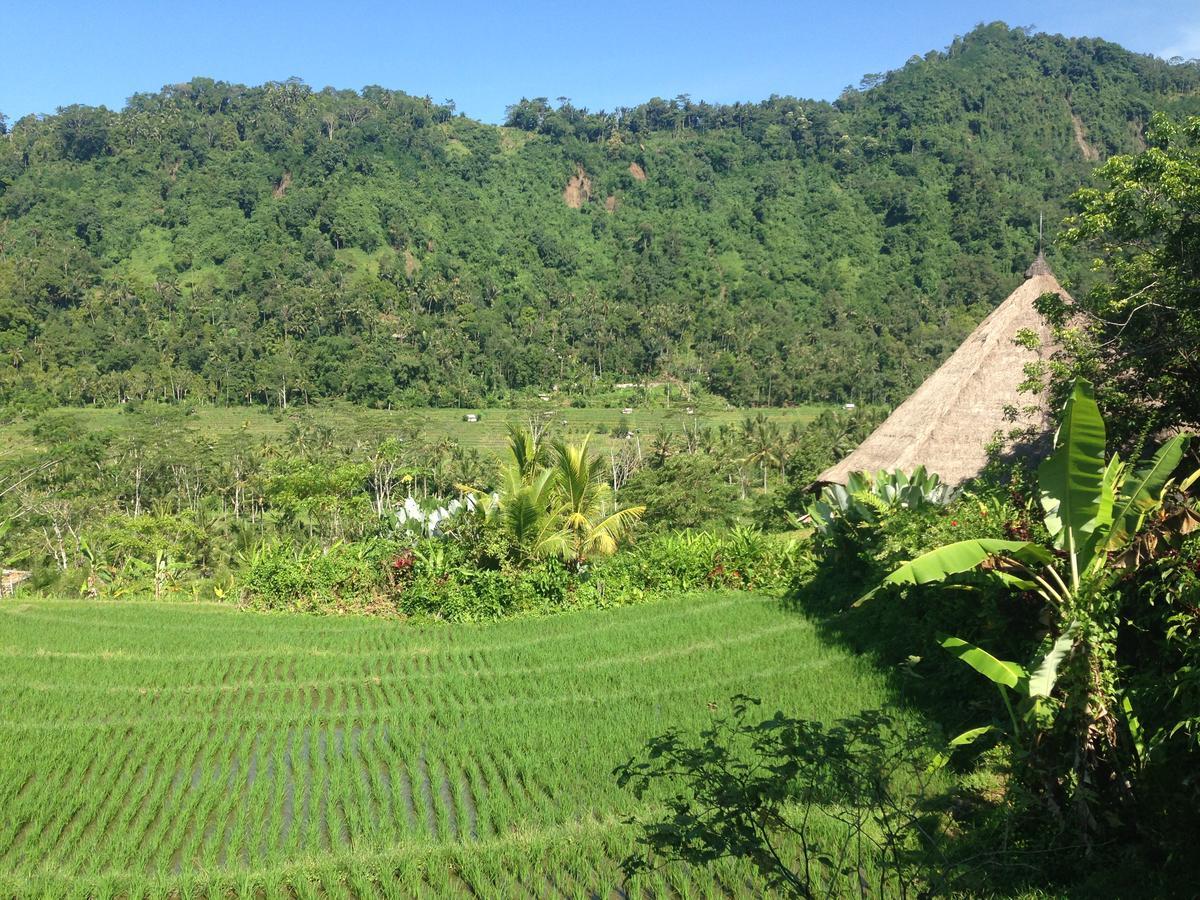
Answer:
[1035,378,1108,578]
[783,462,1200,890]
[807,466,957,559]
[859,539,1050,604]
[621,454,740,530]
[238,538,393,613]
[1106,431,1191,550]
[2,26,1198,409]
[593,527,804,596]
[550,437,645,560]
[616,698,948,897]
[933,631,1072,745]
[236,522,802,622]
[1059,113,1200,440]
[864,380,1188,601]
[1142,537,1200,747]
[494,428,645,563]
[0,399,833,601]
[758,407,887,528]
[862,378,1192,838]
[262,457,374,541]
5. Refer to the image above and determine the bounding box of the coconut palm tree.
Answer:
[650,431,675,467]
[742,418,782,490]
[505,421,548,484]
[500,467,568,559]
[550,437,646,562]
[494,428,645,563]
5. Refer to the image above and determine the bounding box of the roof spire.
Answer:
[1025,212,1051,278]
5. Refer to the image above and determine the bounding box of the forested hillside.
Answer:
[1,22,1197,409]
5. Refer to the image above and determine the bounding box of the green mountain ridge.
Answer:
[1,21,1198,408]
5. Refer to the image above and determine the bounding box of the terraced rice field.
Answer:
[0,403,825,459]
[0,593,898,897]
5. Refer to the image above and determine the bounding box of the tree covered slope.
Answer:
[1,22,1197,408]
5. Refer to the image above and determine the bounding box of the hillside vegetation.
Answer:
[1,23,1198,409]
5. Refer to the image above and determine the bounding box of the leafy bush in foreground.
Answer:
[861,379,1193,839]
[781,380,1200,890]
[616,696,951,897]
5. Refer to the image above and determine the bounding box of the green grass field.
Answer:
[0,403,826,458]
[0,593,898,897]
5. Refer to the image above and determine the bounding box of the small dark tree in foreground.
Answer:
[614,697,950,898]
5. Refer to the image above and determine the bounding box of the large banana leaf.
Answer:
[1038,379,1108,578]
[1073,453,1124,574]
[988,570,1040,591]
[929,724,998,771]
[1107,434,1191,550]
[856,539,1052,604]
[939,634,1027,689]
[948,724,997,748]
[1095,454,1123,535]
[1181,466,1200,493]
[1027,629,1077,698]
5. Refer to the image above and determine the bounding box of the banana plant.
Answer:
[860,378,1192,761]
[804,466,957,559]
[927,629,1077,763]
[807,466,956,533]
[861,379,1189,608]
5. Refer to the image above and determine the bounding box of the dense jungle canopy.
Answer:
[1,22,1198,409]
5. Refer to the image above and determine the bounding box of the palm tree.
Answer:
[505,422,548,484]
[742,418,782,490]
[494,428,645,564]
[549,437,646,563]
[650,431,674,467]
[501,467,567,559]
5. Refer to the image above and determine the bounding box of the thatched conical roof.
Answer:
[816,257,1067,488]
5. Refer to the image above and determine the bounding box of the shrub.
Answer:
[239,495,804,621]
[239,538,394,613]
[620,455,740,531]
[616,697,950,897]
[806,467,957,561]
[787,480,1038,737]
[582,528,806,601]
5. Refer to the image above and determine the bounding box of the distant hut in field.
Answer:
[816,253,1067,488]
[1,570,32,597]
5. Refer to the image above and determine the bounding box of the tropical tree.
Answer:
[494,427,645,563]
[860,378,1194,831]
[742,416,782,490]
[550,437,645,562]
[499,467,566,559]
[500,421,552,481]
[1058,113,1200,439]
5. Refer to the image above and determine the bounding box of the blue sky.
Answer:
[3,1,1199,123]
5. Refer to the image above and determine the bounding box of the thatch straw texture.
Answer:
[1,569,31,597]
[817,262,1067,487]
